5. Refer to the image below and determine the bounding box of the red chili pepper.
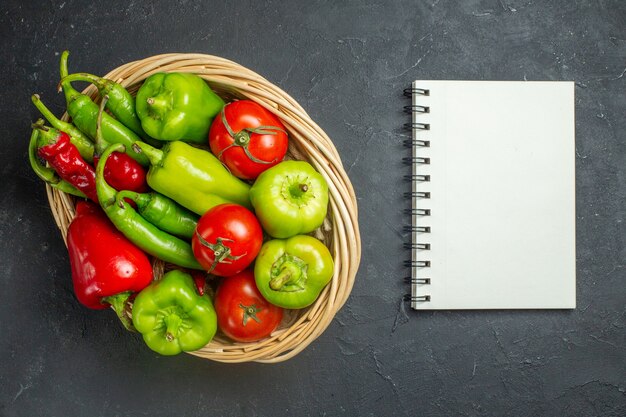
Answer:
[67,201,153,330]
[192,271,207,296]
[93,96,148,198]
[93,153,149,194]
[34,124,98,202]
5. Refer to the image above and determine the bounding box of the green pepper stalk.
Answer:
[95,143,202,270]
[28,126,86,198]
[115,190,199,240]
[132,270,217,356]
[132,140,251,215]
[58,50,148,165]
[135,72,225,143]
[249,160,329,238]
[254,235,334,309]
[59,72,148,139]
[31,94,95,163]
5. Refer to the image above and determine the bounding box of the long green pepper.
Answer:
[96,143,202,270]
[133,140,251,215]
[58,50,148,165]
[115,190,199,240]
[60,72,147,138]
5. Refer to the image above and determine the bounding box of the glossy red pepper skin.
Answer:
[36,129,98,202]
[67,201,153,310]
[93,153,149,195]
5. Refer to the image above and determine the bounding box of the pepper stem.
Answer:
[145,96,170,118]
[31,94,64,129]
[59,50,81,103]
[115,190,150,210]
[132,141,163,166]
[289,181,311,199]
[269,262,302,290]
[58,72,108,92]
[32,123,61,148]
[101,292,134,332]
[164,314,182,342]
[31,94,95,163]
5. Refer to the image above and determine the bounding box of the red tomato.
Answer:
[215,269,284,342]
[191,204,263,276]
[209,100,289,180]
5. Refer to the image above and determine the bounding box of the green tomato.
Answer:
[249,161,328,238]
[132,270,217,356]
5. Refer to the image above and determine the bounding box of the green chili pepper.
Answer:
[135,72,224,143]
[60,72,148,138]
[95,143,202,269]
[254,235,334,309]
[133,140,251,215]
[249,160,329,238]
[132,270,217,356]
[28,126,86,198]
[58,50,148,165]
[115,190,199,239]
[31,94,95,163]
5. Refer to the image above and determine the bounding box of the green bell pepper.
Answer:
[249,161,329,238]
[132,270,217,356]
[135,72,224,143]
[254,235,334,309]
[133,140,251,215]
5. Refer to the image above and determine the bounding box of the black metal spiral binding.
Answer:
[403,191,430,199]
[403,294,431,302]
[403,122,430,130]
[403,139,430,148]
[403,225,431,233]
[404,85,431,304]
[403,87,430,97]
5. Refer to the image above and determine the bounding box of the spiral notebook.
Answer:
[404,80,576,310]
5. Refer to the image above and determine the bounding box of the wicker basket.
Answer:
[47,53,361,363]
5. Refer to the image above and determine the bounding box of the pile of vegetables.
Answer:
[29,51,334,356]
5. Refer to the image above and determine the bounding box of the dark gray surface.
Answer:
[1,0,625,416]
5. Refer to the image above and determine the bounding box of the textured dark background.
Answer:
[1,0,625,416]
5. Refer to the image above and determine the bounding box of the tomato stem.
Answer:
[239,303,262,326]
[194,233,245,273]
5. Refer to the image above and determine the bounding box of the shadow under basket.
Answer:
[47,53,361,363]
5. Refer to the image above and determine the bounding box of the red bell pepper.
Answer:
[34,123,98,202]
[67,201,153,329]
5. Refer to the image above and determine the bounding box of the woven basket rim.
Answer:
[47,53,361,363]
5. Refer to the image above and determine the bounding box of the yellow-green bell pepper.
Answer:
[133,140,251,215]
[254,235,334,309]
[249,160,329,238]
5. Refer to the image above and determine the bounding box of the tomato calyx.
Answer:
[217,108,286,165]
[194,232,246,274]
[239,303,263,326]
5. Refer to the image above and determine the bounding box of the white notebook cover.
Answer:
[410,80,576,310]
